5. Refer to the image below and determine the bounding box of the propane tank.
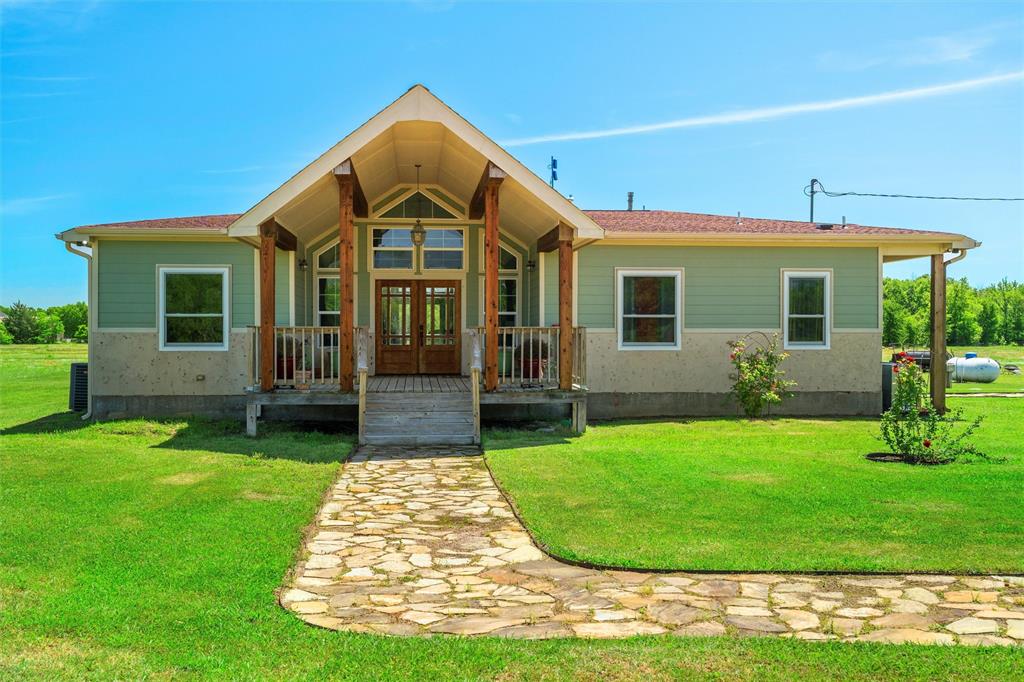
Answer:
[946,356,1000,383]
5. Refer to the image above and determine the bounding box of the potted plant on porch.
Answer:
[513,336,549,382]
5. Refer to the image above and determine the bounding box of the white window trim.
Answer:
[421,227,466,271]
[370,226,416,272]
[616,268,683,351]
[158,266,230,351]
[782,269,832,350]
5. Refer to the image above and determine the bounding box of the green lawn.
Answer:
[883,345,1024,393]
[2,345,1022,680]
[486,400,1023,574]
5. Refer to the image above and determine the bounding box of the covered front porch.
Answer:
[232,87,602,438]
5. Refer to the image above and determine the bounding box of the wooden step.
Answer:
[362,387,477,446]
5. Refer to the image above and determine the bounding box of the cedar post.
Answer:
[334,161,356,392]
[557,223,574,390]
[258,219,277,391]
[930,254,947,414]
[481,163,505,391]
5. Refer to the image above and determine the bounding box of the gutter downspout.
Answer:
[63,240,94,420]
[945,248,968,267]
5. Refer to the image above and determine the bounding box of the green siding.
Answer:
[97,239,292,328]
[466,226,480,326]
[573,245,878,330]
[356,224,369,326]
[543,250,558,325]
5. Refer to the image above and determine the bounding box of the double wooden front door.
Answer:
[375,280,461,375]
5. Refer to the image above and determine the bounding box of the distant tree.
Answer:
[73,324,89,342]
[946,278,979,345]
[47,302,87,340]
[977,301,1001,345]
[4,302,39,343]
[33,311,65,343]
[0,320,12,345]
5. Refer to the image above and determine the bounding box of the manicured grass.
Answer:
[883,345,1024,393]
[3,345,1022,680]
[486,400,1023,574]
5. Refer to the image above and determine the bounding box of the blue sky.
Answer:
[2,1,1022,307]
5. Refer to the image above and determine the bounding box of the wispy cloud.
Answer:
[0,193,74,216]
[817,25,1009,72]
[501,72,1024,147]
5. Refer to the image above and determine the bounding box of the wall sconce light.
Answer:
[297,259,309,271]
[526,259,537,272]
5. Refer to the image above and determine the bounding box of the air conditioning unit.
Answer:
[69,363,88,412]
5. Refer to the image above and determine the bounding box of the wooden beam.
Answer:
[930,254,947,414]
[483,170,504,391]
[258,219,276,391]
[336,172,356,392]
[469,161,507,219]
[333,159,368,218]
[258,217,297,251]
[557,223,574,390]
[537,222,573,253]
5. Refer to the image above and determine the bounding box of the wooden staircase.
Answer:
[362,391,477,446]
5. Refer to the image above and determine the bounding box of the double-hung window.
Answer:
[783,270,830,349]
[158,266,229,350]
[617,269,682,350]
[372,228,414,269]
[423,228,464,270]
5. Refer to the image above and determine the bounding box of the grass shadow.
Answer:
[482,423,581,450]
[149,418,355,464]
[0,411,92,435]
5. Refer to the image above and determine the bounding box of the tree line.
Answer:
[0,302,88,344]
[883,277,1024,347]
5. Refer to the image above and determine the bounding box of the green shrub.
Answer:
[727,333,796,417]
[878,352,985,464]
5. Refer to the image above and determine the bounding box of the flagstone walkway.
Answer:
[281,446,1024,645]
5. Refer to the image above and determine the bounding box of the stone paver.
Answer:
[280,446,1024,646]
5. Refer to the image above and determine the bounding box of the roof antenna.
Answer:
[548,157,558,188]
[736,211,742,225]
[842,215,847,227]
[627,192,634,211]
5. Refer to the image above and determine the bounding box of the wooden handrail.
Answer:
[470,326,586,390]
[470,330,482,444]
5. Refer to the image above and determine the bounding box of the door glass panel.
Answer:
[424,286,456,346]
[380,285,412,347]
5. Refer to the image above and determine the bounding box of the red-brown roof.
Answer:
[582,210,962,239]
[71,214,241,232]
[66,209,965,241]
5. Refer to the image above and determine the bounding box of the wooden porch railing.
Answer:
[249,326,367,390]
[470,326,587,390]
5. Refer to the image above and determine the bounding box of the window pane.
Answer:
[165,273,223,314]
[423,250,462,269]
[318,278,339,313]
[498,313,517,328]
[165,316,224,344]
[380,193,455,219]
[319,313,340,327]
[623,317,676,345]
[423,229,463,248]
[498,279,517,313]
[499,246,518,271]
[318,246,340,269]
[789,277,825,315]
[373,228,413,248]
[623,276,674,315]
[374,250,414,269]
[788,317,825,344]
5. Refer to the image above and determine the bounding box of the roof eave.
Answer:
[601,230,978,249]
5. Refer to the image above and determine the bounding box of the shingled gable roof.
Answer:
[60,209,976,248]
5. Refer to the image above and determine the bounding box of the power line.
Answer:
[804,178,1023,222]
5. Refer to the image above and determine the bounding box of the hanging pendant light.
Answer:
[411,163,427,247]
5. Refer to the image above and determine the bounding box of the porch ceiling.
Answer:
[229,85,604,246]
[272,121,575,245]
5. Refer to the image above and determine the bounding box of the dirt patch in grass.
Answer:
[157,472,212,485]
[715,472,780,484]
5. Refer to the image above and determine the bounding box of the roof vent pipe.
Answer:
[627,192,634,211]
